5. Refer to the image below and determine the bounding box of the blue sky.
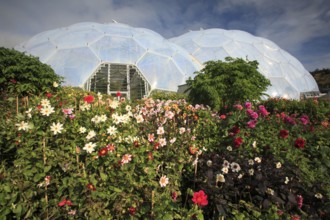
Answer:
[0,0,329,71]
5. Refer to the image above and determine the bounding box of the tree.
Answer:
[186,57,271,110]
[0,47,63,97]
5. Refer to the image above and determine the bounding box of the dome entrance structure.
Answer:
[84,63,150,99]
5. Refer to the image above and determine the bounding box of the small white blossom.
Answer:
[227,146,232,151]
[40,99,50,107]
[83,142,96,153]
[169,137,176,144]
[231,162,241,172]
[276,162,282,169]
[50,122,64,135]
[248,169,254,176]
[315,193,323,199]
[40,105,55,116]
[216,174,225,183]
[16,121,30,131]
[159,175,169,187]
[125,105,132,112]
[135,114,144,123]
[97,92,102,100]
[109,100,119,109]
[80,102,91,111]
[222,167,229,174]
[25,108,33,118]
[266,188,274,195]
[252,141,257,148]
[207,160,212,167]
[179,127,186,134]
[237,173,244,179]
[86,130,96,140]
[107,126,117,135]
[248,159,254,166]
[159,138,167,147]
[254,157,262,164]
[284,176,290,184]
[157,126,165,135]
[53,82,59,88]
[79,127,87,133]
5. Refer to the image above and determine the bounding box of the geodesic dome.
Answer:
[169,29,319,100]
[15,22,200,99]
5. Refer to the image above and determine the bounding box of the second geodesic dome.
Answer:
[15,22,319,100]
[170,29,319,100]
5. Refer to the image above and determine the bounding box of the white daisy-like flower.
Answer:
[97,92,103,100]
[315,193,323,199]
[222,160,230,168]
[248,169,254,176]
[179,127,186,134]
[16,121,30,131]
[40,105,55,116]
[231,162,241,172]
[80,102,91,111]
[248,159,254,166]
[276,162,282,169]
[99,114,107,122]
[207,160,212,167]
[157,126,165,135]
[86,130,96,140]
[135,114,144,123]
[254,157,262,164]
[79,127,87,133]
[91,115,102,124]
[53,82,59,88]
[83,142,96,153]
[159,138,167,147]
[169,137,176,144]
[227,146,232,151]
[284,177,290,184]
[109,100,119,109]
[159,175,169,187]
[40,99,50,107]
[107,126,117,135]
[50,122,64,135]
[252,141,257,148]
[237,173,244,179]
[165,111,174,119]
[216,174,225,183]
[121,154,132,164]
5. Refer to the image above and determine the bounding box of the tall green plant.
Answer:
[186,57,271,110]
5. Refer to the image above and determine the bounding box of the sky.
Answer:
[0,0,329,71]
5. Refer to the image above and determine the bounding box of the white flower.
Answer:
[40,99,50,107]
[221,167,229,174]
[179,127,186,134]
[83,142,96,153]
[125,105,132,112]
[86,130,96,140]
[159,138,167,147]
[165,111,174,119]
[254,157,262,164]
[53,82,59,88]
[97,92,103,100]
[227,146,232,151]
[16,121,30,131]
[266,188,274,195]
[80,102,91,111]
[135,114,144,123]
[207,160,212,167]
[91,115,101,124]
[109,100,119,109]
[248,159,254,166]
[276,162,282,169]
[79,127,87,134]
[159,175,169,187]
[216,174,225,183]
[157,126,164,135]
[50,122,64,135]
[25,108,33,118]
[248,169,254,176]
[107,126,117,135]
[284,177,290,184]
[237,173,244,179]
[40,105,55,116]
[252,141,257,148]
[222,160,230,168]
[169,138,176,144]
[315,193,323,199]
[231,162,241,172]
[99,114,107,122]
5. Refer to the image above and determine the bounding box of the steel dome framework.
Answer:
[15,22,319,100]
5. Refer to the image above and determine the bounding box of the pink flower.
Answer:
[234,104,243,110]
[219,114,226,120]
[58,199,73,207]
[172,192,178,201]
[244,102,252,109]
[121,154,132,164]
[300,115,309,125]
[296,195,303,209]
[148,133,155,142]
[259,105,269,117]
[247,120,257,129]
[192,190,208,207]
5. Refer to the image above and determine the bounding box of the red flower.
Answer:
[58,199,73,207]
[98,147,108,157]
[291,215,300,220]
[133,140,139,148]
[296,195,303,209]
[219,114,226,120]
[234,137,243,148]
[106,144,115,152]
[87,183,96,191]
[46,92,52,98]
[192,190,208,207]
[230,126,240,135]
[294,138,306,149]
[279,130,289,139]
[172,191,178,202]
[128,207,136,215]
[116,91,121,97]
[83,95,95,103]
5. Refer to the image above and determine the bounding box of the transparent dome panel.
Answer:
[52,29,102,49]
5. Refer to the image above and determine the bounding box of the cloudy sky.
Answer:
[0,0,329,71]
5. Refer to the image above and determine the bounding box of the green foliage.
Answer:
[186,57,271,110]
[150,90,187,101]
[0,47,63,97]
